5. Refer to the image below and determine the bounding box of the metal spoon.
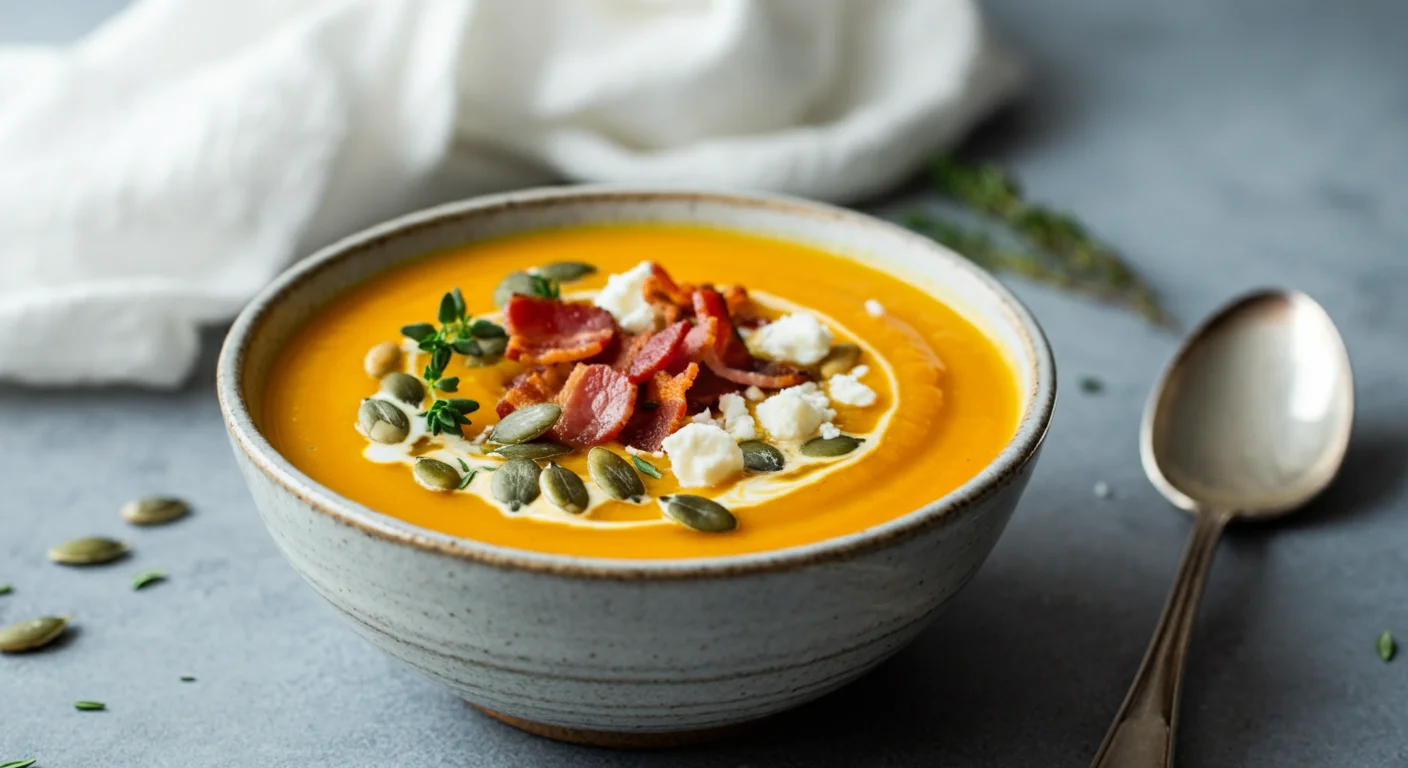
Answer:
[1090,289,1354,768]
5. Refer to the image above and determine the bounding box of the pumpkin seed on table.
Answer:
[358,399,410,443]
[534,261,597,283]
[379,372,425,405]
[818,343,861,379]
[540,463,590,514]
[363,341,403,378]
[413,458,461,492]
[660,495,737,533]
[494,271,539,309]
[488,403,562,445]
[801,435,864,458]
[588,448,645,502]
[493,458,542,511]
[739,441,785,472]
[49,537,128,565]
[0,615,71,653]
[120,496,189,526]
[489,442,572,460]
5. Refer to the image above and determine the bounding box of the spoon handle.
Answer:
[1090,508,1231,768]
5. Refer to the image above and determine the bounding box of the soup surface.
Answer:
[260,225,1019,559]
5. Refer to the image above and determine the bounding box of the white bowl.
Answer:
[217,186,1056,746]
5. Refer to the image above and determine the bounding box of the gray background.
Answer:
[2,1,1405,765]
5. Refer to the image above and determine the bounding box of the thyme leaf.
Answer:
[631,455,663,479]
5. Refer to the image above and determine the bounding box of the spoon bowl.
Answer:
[1092,289,1353,768]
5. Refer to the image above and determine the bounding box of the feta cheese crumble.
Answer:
[755,382,836,441]
[593,261,657,333]
[748,312,834,366]
[865,299,885,317]
[744,385,766,401]
[690,410,718,426]
[818,422,841,440]
[661,423,744,487]
[827,372,877,407]
[716,392,757,441]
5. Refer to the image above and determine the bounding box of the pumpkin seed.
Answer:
[660,495,737,533]
[379,372,425,405]
[358,399,409,443]
[413,458,461,492]
[739,441,785,472]
[818,343,861,379]
[120,496,189,526]
[48,537,128,566]
[800,435,864,458]
[492,458,542,511]
[489,442,572,460]
[587,448,645,502]
[493,271,538,309]
[0,615,70,653]
[540,463,590,514]
[488,403,562,444]
[363,341,403,378]
[535,261,597,283]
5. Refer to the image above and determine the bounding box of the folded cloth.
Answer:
[0,0,1019,387]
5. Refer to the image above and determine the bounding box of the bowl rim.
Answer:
[217,185,1057,580]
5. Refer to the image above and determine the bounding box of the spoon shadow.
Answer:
[1271,425,1408,530]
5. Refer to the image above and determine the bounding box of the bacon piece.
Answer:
[703,346,809,389]
[626,321,689,383]
[642,263,695,326]
[684,366,743,408]
[504,296,616,365]
[689,288,808,388]
[600,332,649,373]
[721,284,764,327]
[622,363,699,452]
[550,364,638,447]
[496,365,572,417]
[692,288,751,368]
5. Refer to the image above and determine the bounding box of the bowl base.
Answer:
[471,703,766,748]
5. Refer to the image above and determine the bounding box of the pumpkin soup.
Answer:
[260,225,1019,559]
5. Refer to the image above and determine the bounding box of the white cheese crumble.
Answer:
[744,385,766,401]
[755,382,836,441]
[850,364,870,378]
[592,261,657,334]
[865,299,886,317]
[661,423,744,487]
[716,392,757,441]
[624,445,665,459]
[690,410,718,426]
[748,312,834,366]
[827,372,877,407]
[819,422,841,440]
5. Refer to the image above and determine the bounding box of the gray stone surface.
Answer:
[3,0,1406,765]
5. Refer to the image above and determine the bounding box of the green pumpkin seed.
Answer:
[0,615,70,653]
[379,372,425,405]
[818,343,862,379]
[120,496,189,526]
[800,435,864,458]
[493,271,538,309]
[492,458,542,511]
[660,495,737,533]
[364,341,403,378]
[739,441,786,472]
[358,399,410,443]
[48,537,128,566]
[535,261,597,283]
[490,442,572,460]
[587,448,646,502]
[413,458,461,492]
[488,403,562,445]
[540,463,590,514]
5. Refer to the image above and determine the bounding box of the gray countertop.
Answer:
[3,1,1406,766]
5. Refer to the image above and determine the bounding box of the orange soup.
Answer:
[260,225,1019,559]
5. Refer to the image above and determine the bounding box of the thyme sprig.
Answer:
[904,157,1174,329]
[400,288,499,437]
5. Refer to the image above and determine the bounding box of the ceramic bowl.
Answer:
[217,186,1056,746]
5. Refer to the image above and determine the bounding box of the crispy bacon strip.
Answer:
[496,364,572,418]
[641,263,695,326]
[692,288,752,368]
[504,296,616,365]
[626,320,689,383]
[550,364,638,447]
[691,288,808,388]
[622,363,699,452]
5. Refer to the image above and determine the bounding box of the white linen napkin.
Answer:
[0,0,1019,387]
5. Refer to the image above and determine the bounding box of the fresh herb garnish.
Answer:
[455,458,477,489]
[421,399,479,438]
[1,759,38,768]
[74,701,106,711]
[399,289,502,434]
[132,569,166,591]
[0,584,11,595]
[529,274,561,299]
[180,675,197,682]
[903,156,1173,329]
[1378,630,1396,662]
[1079,376,1104,394]
[640,401,660,411]
[631,455,663,479]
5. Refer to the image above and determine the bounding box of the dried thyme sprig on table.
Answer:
[903,156,1175,329]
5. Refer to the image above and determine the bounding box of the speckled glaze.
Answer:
[216,187,1056,743]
